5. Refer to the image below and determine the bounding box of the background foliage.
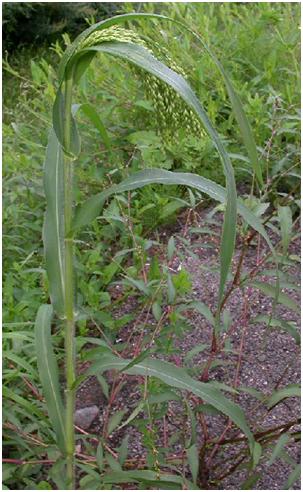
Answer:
[3,2,121,51]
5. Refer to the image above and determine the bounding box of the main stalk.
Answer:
[63,72,76,489]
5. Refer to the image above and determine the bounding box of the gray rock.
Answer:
[74,405,99,430]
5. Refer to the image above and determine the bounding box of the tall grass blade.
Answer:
[34,304,66,453]
[85,41,237,305]
[43,130,65,317]
[57,12,262,186]
[3,386,46,420]
[180,301,215,325]
[55,33,238,307]
[251,315,300,345]
[180,25,263,187]
[220,74,263,186]
[73,170,225,231]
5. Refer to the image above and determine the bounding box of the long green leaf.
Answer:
[267,384,301,408]
[251,281,300,314]
[72,169,225,230]
[186,444,199,484]
[43,130,65,317]
[184,28,263,186]
[278,205,292,255]
[117,401,145,430]
[3,386,46,420]
[180,301,215,326]
[53,88,81,158]
[72,169,274,258]
[96,441,104,472]
[4,352,36,375]
[103,469,185,486]
[34,304,66,452]
[56,11,262,183]
[267,434,290,466]
[218,75,262,185]
[86,41,237,305]
[107,410,127,435]
[72,103,111,151]
[252,442,262,469]
[85,354,254,450]
[283,464,301,490]
[184,344,208,365]
[251,315,300,345]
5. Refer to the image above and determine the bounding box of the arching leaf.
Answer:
[72,169,274,258]
[57,12,262,184]
[84,353,255,451]
[85,41,237,306]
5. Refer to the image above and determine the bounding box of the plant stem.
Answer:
[63,72,76,489]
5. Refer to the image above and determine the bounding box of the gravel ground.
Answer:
[76,208,301,489]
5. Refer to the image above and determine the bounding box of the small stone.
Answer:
[75,444,82,454]
[74,405,99,430]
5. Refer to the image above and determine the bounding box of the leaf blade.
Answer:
[53,89,81,157]
[180,301,215,326]
[73,103,111,151]
[252,281,300,314]
[43,130,65,317]
[72,169,274,259]
[283,464,301,489]
[186,444,199,484]
[86,41,237,306]
[57,12,262,184]
[85,354,254,450]
[267,434,290,466]
[267,384,301,408]
[278,205,292,255]
[251,315,300,345]
[34,305,66,452]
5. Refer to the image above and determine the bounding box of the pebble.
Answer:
[74,405,99,430]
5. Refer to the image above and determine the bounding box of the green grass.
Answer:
[2,3,300,489]
[3,2,299,320]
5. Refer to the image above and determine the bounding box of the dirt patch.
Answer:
[76,208,300,489]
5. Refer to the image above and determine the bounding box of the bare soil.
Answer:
[76,208,301,490]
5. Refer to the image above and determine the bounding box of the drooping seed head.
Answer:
[78,26,147,50]
[78,26,205,143]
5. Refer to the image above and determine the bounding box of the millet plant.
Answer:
[34,13,299,489]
